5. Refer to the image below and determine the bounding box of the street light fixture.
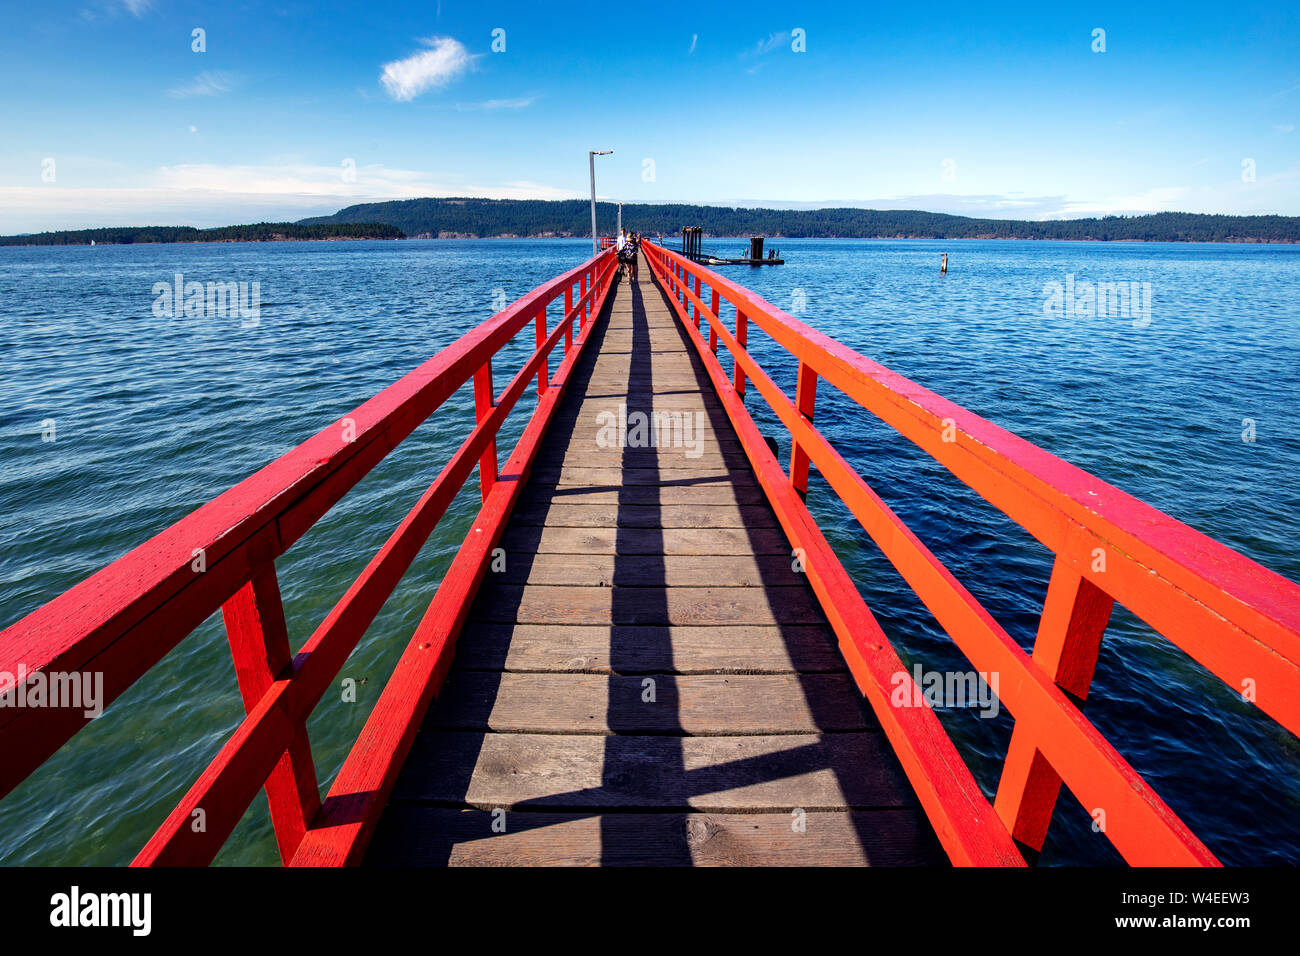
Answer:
[589,150,612,256]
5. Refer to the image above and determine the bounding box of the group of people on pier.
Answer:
[616,229,641,280]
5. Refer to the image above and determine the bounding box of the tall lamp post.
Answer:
[589,149,612,256]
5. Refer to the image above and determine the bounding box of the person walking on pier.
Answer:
[616,230,637,280]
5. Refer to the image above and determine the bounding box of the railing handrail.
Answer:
[642,239,1300,865]
[0,248,618,864]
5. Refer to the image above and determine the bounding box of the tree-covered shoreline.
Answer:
[0,221,404,246]
[304,198,1300,243]
[7,203,1299,246]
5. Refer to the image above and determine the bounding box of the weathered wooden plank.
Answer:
[577,386,713,400]
[559,404,728,422]
[543,423,742,442]
[390,732,910,809]
[591,339,693,350]
[551,416,737,439]
[560,395,725,410]
[519,482,768,506]
[485,553,805,588]
[577,380,721,394]
[592,349,693,360]
[471,583,824,626]
[525,465,756,488]
[451,623,845,673]
[532,450,751,470]
[510,503,777,529]
[424,672,874,734]
[580,371,715,381]
[581,368,710,378]
[498,525,793,556]
[582,353,702,364]
[367,807,945,866]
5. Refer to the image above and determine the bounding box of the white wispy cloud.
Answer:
[457,95,538,111]
[380,37,476,101]
[718,178,1300,219]
[121,0,151,15]
[1276,124,1295,134]
[1050,186,1193,216]
[148,162,578,202]
[739,31,789,74]
[744,32,786,58]
[167,71,237,99]
[688,34,698,55]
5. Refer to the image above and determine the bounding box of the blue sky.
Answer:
[1,0,1298,231]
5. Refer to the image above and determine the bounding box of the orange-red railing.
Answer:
[642,239,1300,866]
[0,247,618,866]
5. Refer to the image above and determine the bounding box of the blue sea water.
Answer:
[0,237,1297,866]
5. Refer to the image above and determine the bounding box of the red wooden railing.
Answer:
[642,239,1300,866]
[0,247,618,866]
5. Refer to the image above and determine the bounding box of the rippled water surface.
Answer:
[1,237,1297,866]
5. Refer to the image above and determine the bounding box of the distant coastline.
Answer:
[0,221,404,247]
[6,200,1300,246]
[305,198,1300,244]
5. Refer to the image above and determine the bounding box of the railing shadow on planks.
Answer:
[0,248,619,866]
[640,238,1300,867]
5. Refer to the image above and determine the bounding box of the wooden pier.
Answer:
[365,255,943,865]
[3,241,1299,869]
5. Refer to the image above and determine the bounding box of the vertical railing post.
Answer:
[789,361,818,496]
[994,557,1113,857]
[535,305,548,396]
[581,272,589,329]
[221,564,320,865]
[692,274,701,326]
[564,286,573,352]
[735,309,748,396]
[474,360,498,502]
[706,287,718,332]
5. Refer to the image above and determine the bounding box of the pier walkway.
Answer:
[364,256,944,865]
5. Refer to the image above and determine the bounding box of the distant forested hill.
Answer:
[7,205,1297,246]
[300,198,1300,242]
[0,221,404,246]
